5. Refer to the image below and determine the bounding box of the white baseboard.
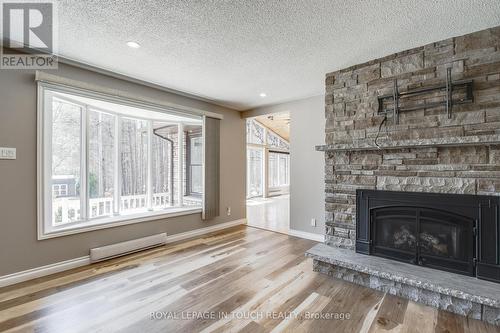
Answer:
[0,256,91,288]
[288,229,324,242]
[0,218,247,288]
[166,218,247,243]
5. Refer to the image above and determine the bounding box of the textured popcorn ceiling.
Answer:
[53,0,500,110]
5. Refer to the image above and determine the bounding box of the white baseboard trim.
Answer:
[166,218,247,243]
[288,229,324,242]
[0,256,91,288]
[0,218,247,288]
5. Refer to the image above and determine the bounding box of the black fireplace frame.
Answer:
[356,189,500,283]
[370,206,476,276]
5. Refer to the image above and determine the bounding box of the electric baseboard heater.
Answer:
[90,233,167,262]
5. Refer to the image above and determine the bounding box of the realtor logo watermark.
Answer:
[1,0,57,69]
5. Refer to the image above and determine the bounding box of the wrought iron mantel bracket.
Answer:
[377,68,474,123]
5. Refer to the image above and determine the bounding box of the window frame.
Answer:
[246,146,265,198]
[37,82,205,240]
[185,130,203,197]
[268,150,290,189]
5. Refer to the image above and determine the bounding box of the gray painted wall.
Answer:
[242,95,325,235]
[0,63,246,276]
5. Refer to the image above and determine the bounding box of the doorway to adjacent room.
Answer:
[246,112,290,234]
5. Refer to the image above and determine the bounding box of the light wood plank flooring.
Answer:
[247,195,290,234]
[0,226,498,333]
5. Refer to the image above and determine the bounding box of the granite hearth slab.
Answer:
[306,244,500,325]
[315,134,500,152]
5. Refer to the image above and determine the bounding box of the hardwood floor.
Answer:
[247,195,290,234]
[0,226,498,333]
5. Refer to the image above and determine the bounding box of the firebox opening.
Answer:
[371,206,474,276]
[356,189,500,283]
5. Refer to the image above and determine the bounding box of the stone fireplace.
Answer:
[318,25,500,255]
[307,26,500,325]
[320,26,500,252]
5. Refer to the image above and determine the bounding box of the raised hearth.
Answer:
[306,244,500,325]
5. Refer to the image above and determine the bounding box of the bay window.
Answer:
[38,83,204,238]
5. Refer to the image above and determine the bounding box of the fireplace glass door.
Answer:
[371,208,417,262]
[418,208,473,275]
[371,206,475,276]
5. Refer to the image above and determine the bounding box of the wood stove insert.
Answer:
[356,189,500,283]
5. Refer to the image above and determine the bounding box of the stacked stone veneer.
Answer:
[323,26,500,249]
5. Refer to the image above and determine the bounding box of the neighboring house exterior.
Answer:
[52,175,77,198]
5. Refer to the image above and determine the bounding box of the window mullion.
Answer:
[81,105,88,221]
[177,123,184,207]
[186,135,190,196]
[263,125,267,146]
[282,156,286,186]
[276,154,280,186]
[113,116,121,215]
[287,155,290,185]
[147,120,153,211]
[263,147,268,198]
[286,157,288,185]
[279,155,283,186]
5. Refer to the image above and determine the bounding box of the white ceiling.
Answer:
[51,1,500,110]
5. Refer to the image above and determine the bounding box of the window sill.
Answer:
[38,207,202,240]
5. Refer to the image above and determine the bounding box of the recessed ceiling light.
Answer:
[259,93,267,98]
[126,41,141,49]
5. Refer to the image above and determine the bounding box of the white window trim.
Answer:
[37,82,204,240]
[35,71,224,120]
[39,207,202,240]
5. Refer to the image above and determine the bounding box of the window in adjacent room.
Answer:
[268,151,289,188]
[247,147,264,198]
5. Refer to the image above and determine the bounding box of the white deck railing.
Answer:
[53,192,172,224]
